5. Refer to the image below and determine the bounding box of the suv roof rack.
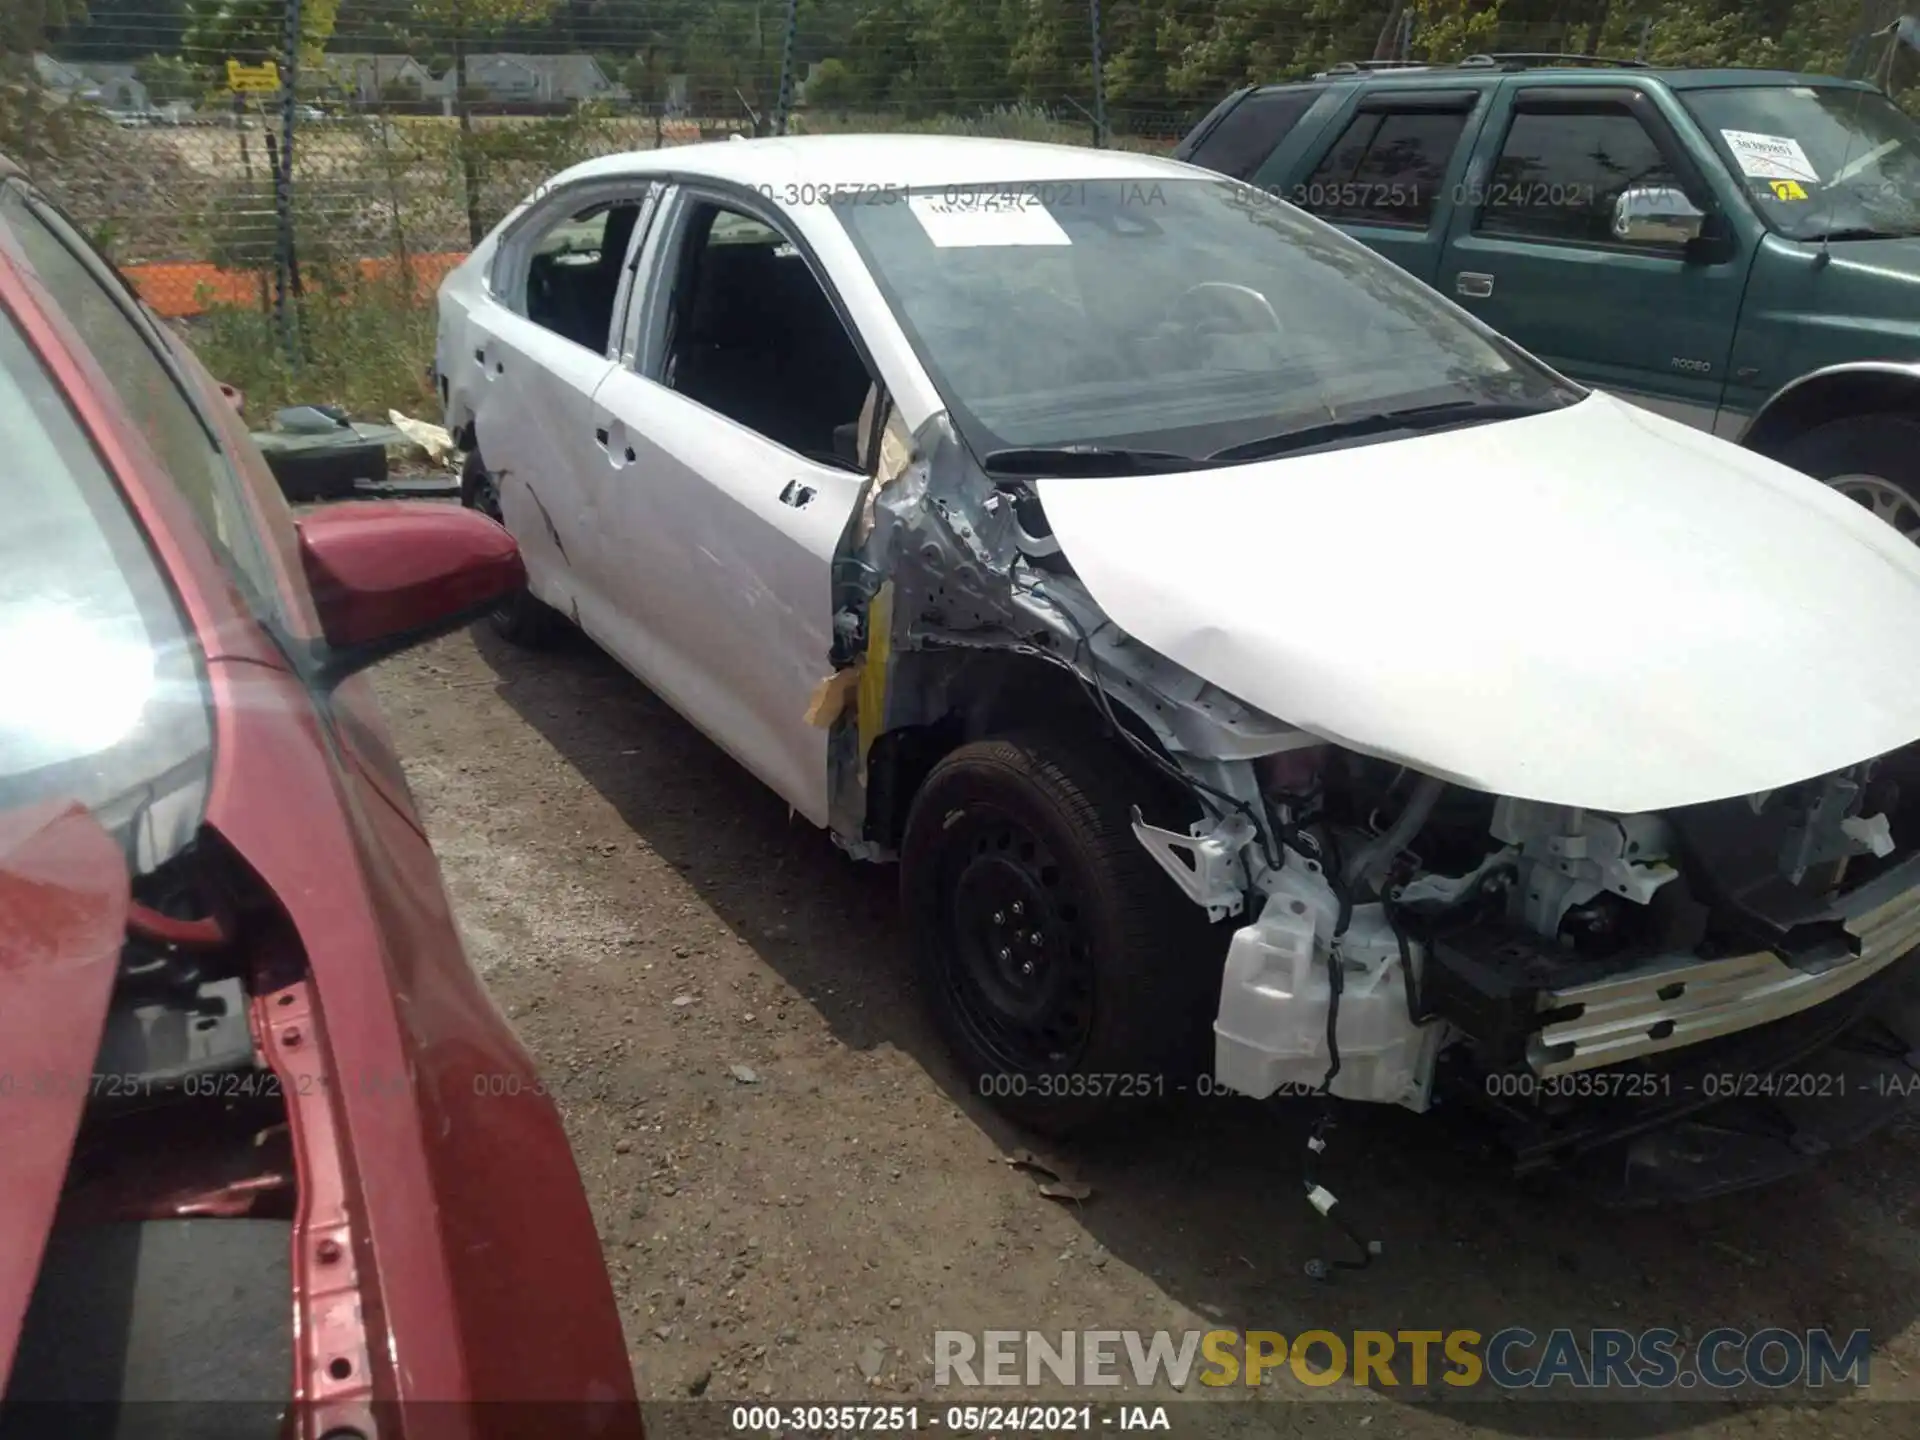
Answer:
[1455,52,1651,70]
[1313,60,1435,77]
[1313,51,1651,80]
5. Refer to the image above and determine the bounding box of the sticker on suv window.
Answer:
[907,192,1072,248]
[1721,130,1821,184]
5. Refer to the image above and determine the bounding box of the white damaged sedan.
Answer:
[436,135,1920,1206]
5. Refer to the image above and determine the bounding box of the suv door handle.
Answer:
[1456,271,1495,299]
[778,480,816,509]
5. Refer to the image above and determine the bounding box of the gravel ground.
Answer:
[369,622,1920,1436]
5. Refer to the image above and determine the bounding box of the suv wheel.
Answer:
[1772,414,1920,543]
[900,731,1224,1135]
[461,450,564,647]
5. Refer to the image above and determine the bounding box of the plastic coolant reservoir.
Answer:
[1213,857,1441,1109]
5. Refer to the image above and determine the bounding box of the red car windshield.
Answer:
[0,301,211,875]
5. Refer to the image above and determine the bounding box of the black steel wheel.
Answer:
[901,731,1224,1135]
[939,803,1098,1075]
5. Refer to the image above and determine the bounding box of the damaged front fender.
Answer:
[815,406,1308,868]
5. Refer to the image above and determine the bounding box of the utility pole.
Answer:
[274,0,304,369]
[773,0,800,135]
[1089,0,1108,147]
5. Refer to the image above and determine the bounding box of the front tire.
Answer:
[900,732,1224,1135]
[461,449,564,647]
[1770,413,1920,543]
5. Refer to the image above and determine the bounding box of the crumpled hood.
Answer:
[1036,392,1920,813]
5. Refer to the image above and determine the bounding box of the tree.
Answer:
[803,55,854,113]
[182,0,341,67]
[379,72,423,103]
[45,2,190,62]
[395,0,560,243]
[134,53,205,103]
[2,1,88,57]
[620,32,674,115]
[402,0,562,45]
[3,4,90,182]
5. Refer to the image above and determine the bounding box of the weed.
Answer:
[184,268,436,420]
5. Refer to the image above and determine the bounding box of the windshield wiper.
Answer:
[980,443,1204,476]
[1805,224,1917,242]
[1206,399,1547,464]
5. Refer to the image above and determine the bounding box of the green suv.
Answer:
[1174,53,1920,535]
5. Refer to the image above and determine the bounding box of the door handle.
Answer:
[778,480,816,509]
[595,425,637,464]
[1456,271,1495,299]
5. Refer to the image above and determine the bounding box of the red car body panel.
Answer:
[0,803,130,1383]
[0,195,636,1435]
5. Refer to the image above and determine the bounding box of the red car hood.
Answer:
[0,802,129,1384]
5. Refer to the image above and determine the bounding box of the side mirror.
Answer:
[297,502,525,685]
[1611,184,1707,247]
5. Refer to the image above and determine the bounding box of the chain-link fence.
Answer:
[3,1,1913,412]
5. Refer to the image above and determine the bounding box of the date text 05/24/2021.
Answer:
[728,1405,1171,1434]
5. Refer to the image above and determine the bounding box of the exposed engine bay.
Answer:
[1204,741,1920,1108]
[816,402,1920,1201]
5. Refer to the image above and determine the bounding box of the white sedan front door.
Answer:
[579,195,877,826]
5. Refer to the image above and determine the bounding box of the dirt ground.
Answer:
[368,622,1920,1436]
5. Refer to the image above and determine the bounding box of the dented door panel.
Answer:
[468,307,613,622]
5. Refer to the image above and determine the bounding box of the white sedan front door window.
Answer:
[582,195,876,824]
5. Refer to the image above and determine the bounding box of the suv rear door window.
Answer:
[1477,107,1683,247]
[1295,107,1470,228]
[1185,88,1322,181]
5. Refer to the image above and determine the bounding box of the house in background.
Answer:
[463,53,628,104]
[30,54,103,106]
[31,55,155,113]
[77,63,151,112]
[319,53,455,105]
[460,53,542,102]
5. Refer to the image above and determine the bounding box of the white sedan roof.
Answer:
[549,133,1203,195]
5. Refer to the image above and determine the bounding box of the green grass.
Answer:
[185,271,438,422]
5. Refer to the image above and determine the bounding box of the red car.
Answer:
[0,169,637,1437]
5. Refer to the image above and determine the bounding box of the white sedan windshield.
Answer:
[833,176,1575,460]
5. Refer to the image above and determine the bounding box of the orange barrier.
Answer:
[126,250,468,319]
